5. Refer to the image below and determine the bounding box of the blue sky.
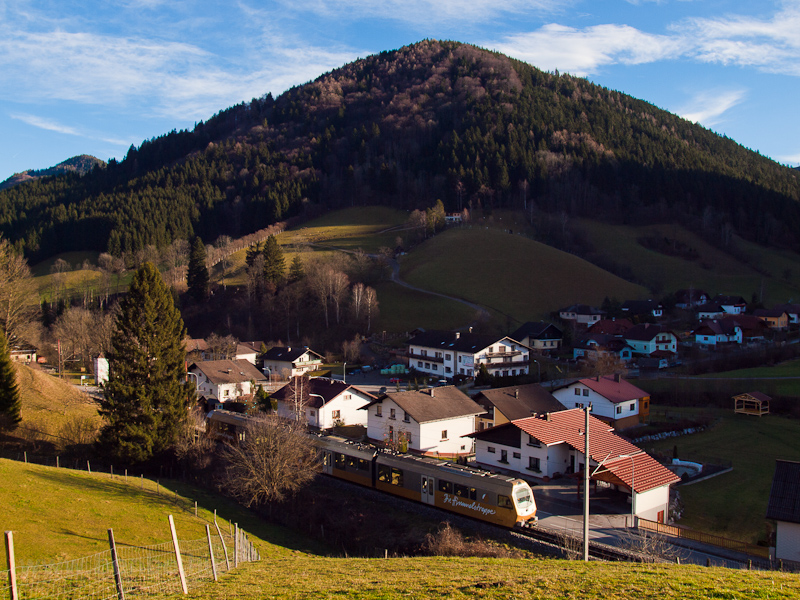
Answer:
[1,0,798,182]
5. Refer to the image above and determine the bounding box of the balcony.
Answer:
[485,349,523,358]
[408,351,444,363]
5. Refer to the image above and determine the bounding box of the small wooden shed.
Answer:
[734,391,771,416]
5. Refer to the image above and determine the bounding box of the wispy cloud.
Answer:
[490,24,683,76]
[777,151,800,166]
[11,113,81,136]
[676,89,747,126]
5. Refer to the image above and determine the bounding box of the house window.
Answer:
[458,356,462,363]
[583,389,589,397]
[528,457,541,472]
[390,408,396,420]
[310,410,316,416]
[488,446,496,453]
[332,410,341,419]
[388,425,393,441]
[445,354,451,360]
[574,388,580,396]
[528,435,541,447]
[500,449,508,463]
[575,402,584,409]
[376,405,382,417]
[418,361,423,367]
[629,403,635,412]
[403,411,410,423]
[425,362,430,369]
[433,364,438,371]
[644,400,649,409]
[616,406,622,415]
[513,452,521,459]
[441,430,448,441]
[445,367,452,373]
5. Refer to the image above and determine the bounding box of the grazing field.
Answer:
[399,227,648,326]
[176,553,800,600]
[577,219,800,302]
[643,408,800,543]
[374,281,479,332]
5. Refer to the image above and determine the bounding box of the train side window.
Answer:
[358,458,369,471]
[378,465,391,482]
[347,455,358,468]
[438,479,453,494]
[391,467,403,486]
[323,452,330,467]
[497,494,513,509]
[335,453,346,469]
[469,487,477,500]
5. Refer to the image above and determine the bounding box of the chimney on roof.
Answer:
[431,388,435,397]
[545,412,551,421]
[515,388,519,398]
[614,373,621,382]
[455,332,461,339]
[287,347,291,351]
[596,375,600,382]
[468,326,473,333]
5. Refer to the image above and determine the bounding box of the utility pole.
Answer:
[583,403,591,562]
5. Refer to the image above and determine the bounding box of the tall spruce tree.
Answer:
[98,263,192,464]
[0,329,21,433]
[187,237,209,301]
[262,235,285,284]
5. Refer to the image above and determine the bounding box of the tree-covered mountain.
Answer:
[0,155,105,192]
[1,40,798,261]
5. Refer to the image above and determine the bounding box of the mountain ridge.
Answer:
[1,40,798,260]
[0,154,105,191]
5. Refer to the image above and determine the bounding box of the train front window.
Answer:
[514,486,534,510]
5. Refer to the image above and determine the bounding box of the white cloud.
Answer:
[777,152,800,166]
[11,113,81,136]
[676,89,747,126]
[491,24,683,75]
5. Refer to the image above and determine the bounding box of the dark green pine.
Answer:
[262,235,285,284]
[187,236,209,301]
[0,329,22,433]
[97,262,193,464]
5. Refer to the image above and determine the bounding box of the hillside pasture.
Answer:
[577,219,800,302]
[399,227,648,326]
[374,281,479,332]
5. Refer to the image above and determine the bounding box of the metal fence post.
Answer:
[205,525,218,582]
[168,515,188,595]
[108,529,125,600]
[5,531,18,600]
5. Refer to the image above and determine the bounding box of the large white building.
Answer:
[407,330,530,380]
[271,377,375,429]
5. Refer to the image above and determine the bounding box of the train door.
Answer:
[421,475,435,505]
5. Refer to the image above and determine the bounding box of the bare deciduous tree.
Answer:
[364,286,378,333]
[0,238,40,345]
[222,415,319,506]
[206,333,238,360]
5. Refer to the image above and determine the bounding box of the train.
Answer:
[206,409,538,528]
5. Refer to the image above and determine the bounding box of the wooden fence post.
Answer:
[194,501,197,517]
[56,456,59,469]
[87,460,91,473]
[5,531,18,600]
[23,452,26,464]
[168,515,188,595]
[107,529,126,600]
[214,522,230,571]
[234,524,239,568]
[205,525,218,582]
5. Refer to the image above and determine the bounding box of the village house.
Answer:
[588,318,634,336]
[624,323,678,359]
[362,387,485,457]
[773,304,800,326]
[691,319,743,346]
[558,304,605,326]
[713,295,748,315]
[766,460,800,564]
[9,345,37,364]
[510,321,563,354]
[234,341,264,365]
[189,359,268,407]
[467,409,679,521]
[695,302,727,320]
[261,346,324,380]
[573,334,634,364]
[272,376,375,429]
[552,375,650,430]
[407,330,530,380]
[473,383,566,431]
[727,315,770,342]
[621,299,663,319]
[754,308,790,330]
[675,289,710,309]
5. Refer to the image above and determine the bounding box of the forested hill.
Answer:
[0,155,105,192]
[1,40,799,261]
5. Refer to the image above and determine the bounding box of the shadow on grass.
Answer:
[25,468,329,555]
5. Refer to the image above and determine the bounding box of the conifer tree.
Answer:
[288,255,305,283]
[187,237,209,301]
[0,329,21,433]
[98,263,192,464]
[262,235,285,284]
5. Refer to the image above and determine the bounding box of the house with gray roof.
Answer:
[473,384,566,431]
[767,459,800,564]
[189,359,268,406]
[262,346,324,380]
[271,376,375,429]
[362,387,485,457]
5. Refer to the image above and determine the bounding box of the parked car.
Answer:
[389,377,402,384]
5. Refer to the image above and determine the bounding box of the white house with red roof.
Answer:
[468,409,679,522]
[552,375,650,430]
[624,323,678,358]
[271,377,375,429]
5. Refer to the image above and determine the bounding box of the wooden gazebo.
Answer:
[733,391,770,416]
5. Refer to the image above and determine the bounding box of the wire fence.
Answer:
[1,523,258,600]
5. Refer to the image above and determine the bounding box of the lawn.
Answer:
[644,409,800,543]
[400,227,648,326]
[374,281,479,333]
[577,219,800,302]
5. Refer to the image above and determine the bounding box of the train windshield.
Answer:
[514,486,534,511]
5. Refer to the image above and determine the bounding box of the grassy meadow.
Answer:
[400,227,648,326]
[577,219,800,302]
[373,281,479,332]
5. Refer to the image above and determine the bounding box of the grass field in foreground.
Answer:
[0,459,319,564]
[643,409,800,543]
[173,553,800,600]
[400,227,648,326]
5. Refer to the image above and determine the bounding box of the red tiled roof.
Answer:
[513,409,678,493]
[579,375,648,403]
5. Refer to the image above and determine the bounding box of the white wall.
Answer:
[553,383,638,422]
[776,521,800,563]
[316,389,373,429]
[634,486,670,521]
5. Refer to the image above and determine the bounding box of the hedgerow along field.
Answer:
[399,227,648,326]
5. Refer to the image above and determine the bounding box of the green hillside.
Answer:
[400,227,648,326]
[578,219,800,302]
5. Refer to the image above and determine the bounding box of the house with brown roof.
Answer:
[624,323,678,361]
[362,387,485,457]
[754,308,789,330]
[262,346,324,380]
[691,319,743,346]
[675,289,709,309]
[473,384,566,431]
[272,376,375,429]
[588,318,634,336]
[552,375,650,430]
[766,460,800,564]
[189,359,268,406]
[558,304,605,326]
[713,295,748,315]
[621,299,663,319]
[773,304,800,326]
[509,322,563,354]
[573,333,634,364]
[468,409,679,521]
